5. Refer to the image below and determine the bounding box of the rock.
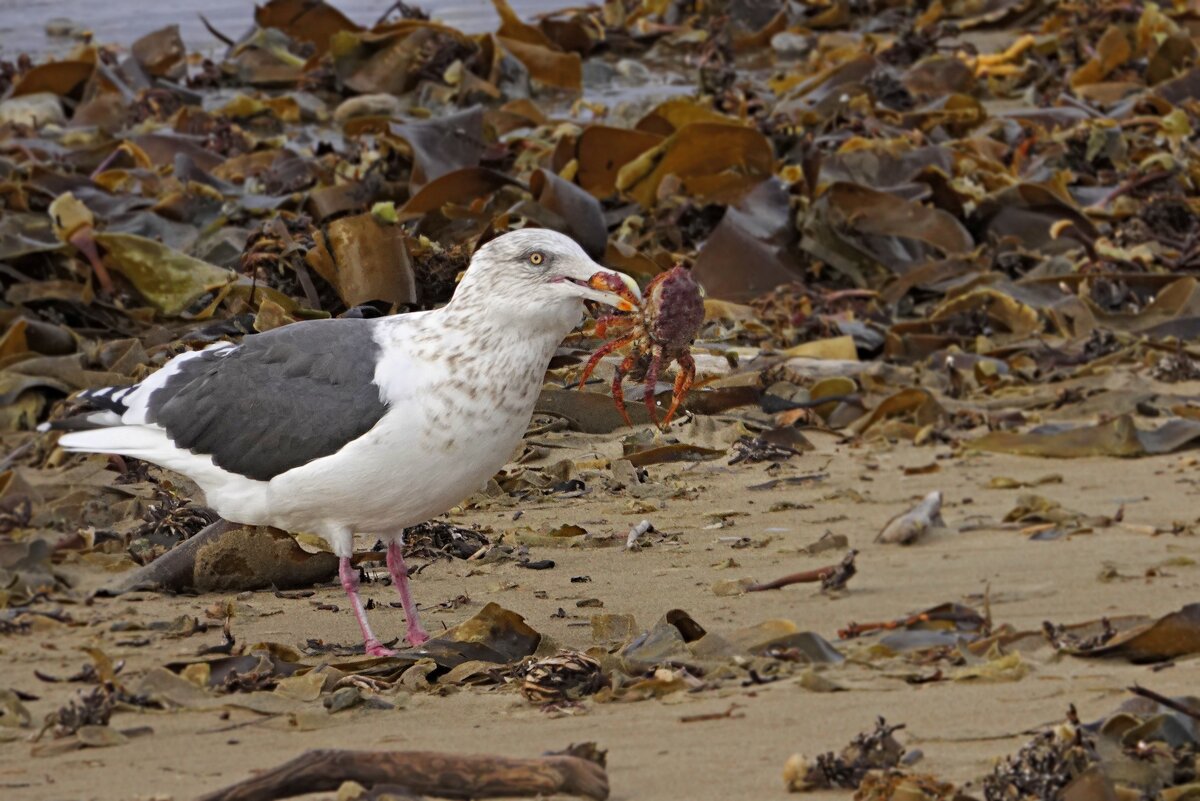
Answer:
[45,18,87,38]
[192,524,339,591]
[0,93,66,128]
[98,519,338,595]
[712,577,757,596]
[614,59,651,82]
[290,91,330,122]
[333,93,406,123]
[413,81,458,113]
[783,753,819,792]
[495,53,531,100]
[771,32,811,59]
[323,686,363,713]
[876,490,946,545]
[582,60,617,88]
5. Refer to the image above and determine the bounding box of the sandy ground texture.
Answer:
[2,419,1197,800]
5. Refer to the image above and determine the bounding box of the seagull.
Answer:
[44,230,640,656]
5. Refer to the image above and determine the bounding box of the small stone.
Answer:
[0,93,66,128]
[332,94,406,123]
[771,32,811,58]
[783,753,819,792]
[77,724,128,748]
[289,91,330,122]
[45,18,87,38]
[591,613,638,643]
[712,577,757,597]
[581,60,616,88]
[362,695,394,710]
[876,490,945,545]
[0,689,32,729]
[495,53,531,100]
[323,686,362,713]
[336,780,367,801]
[614,59,651,82]
[797,668,844,693]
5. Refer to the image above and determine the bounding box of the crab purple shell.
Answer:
[645,266,706,349]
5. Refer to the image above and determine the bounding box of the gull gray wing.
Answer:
[144,318,390,482]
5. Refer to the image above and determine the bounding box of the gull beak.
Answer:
[557,263,642,312]
[588,271,642,312]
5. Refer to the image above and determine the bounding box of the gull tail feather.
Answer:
[38,410,124,433]
[57,425,170,456]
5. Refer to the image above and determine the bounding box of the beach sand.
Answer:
[3,427,1195,800]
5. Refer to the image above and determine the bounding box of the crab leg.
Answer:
[611,351,639,427]
[594,314,634,339]
[578,331,639,387]
[643,345,664,425]
[660,351,697,427]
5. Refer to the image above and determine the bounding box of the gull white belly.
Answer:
[263,402,529,534]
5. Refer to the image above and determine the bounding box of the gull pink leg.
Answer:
[338,557,396,657]
[387,541,430,646]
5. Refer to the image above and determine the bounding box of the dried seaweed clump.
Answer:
[784,717,907,792]
[127,488,218,565]
[982,708,1098,800]
[400,521,489,560]
[42,685,115,738]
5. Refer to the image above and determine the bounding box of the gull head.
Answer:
[452,230,641,325]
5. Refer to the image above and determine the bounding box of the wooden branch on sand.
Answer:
[195,748,610,801]
[98,519,235,595]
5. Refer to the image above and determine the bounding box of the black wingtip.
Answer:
[76,385,137,415]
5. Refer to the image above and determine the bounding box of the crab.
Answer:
[578,265,706,429]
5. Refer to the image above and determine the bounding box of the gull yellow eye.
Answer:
[529,252,544,266]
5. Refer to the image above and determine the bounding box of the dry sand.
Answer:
[2,427,1197,800]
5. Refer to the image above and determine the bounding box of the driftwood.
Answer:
[97,519,235,595]
[195,748,609,801]
[745,549,858,592]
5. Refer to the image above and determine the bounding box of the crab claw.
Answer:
[587,272,641,312]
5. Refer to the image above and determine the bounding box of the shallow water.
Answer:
[0,0,570,57]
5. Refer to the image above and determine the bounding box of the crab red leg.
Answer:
[660,351,696,427]
[640,268,672,296]
[611,351,639,427]
[643,345,664,426]
[594,314,633,339]
[578,332,638,388]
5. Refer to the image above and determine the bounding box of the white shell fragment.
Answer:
[876,490,945,545]
[626,519,653,550]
